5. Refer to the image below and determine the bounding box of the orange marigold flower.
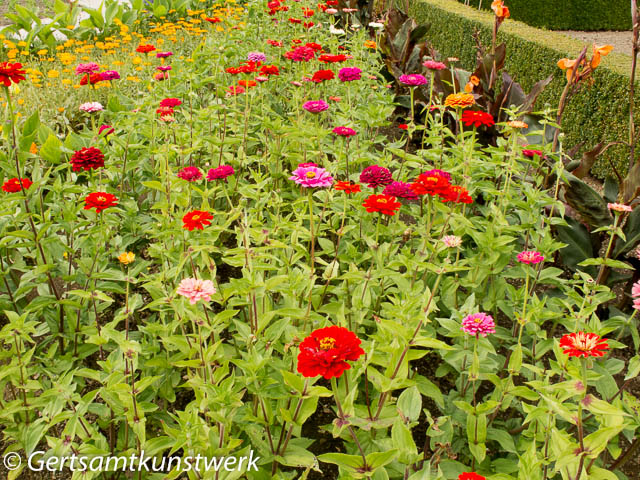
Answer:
[364,40,376,49]
[444,93,475,109]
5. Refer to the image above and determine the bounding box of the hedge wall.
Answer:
[457,0,631,31]
[409,0,637,179]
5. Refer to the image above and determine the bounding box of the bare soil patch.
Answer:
[560,30,634,56]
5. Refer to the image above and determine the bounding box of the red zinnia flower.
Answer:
[70,147,105,172]
[410,171,451,196]
[136,44,156,53]
[334,181,361,194]
[267,40,283,47]
[460,110,495,128]
[312,69,334,82]
[182,210,213,231]
[289,17,302,23]
[238,80,257,88]
[227,85,245,95]
[318,54,348,63]
[79,73,103,86]
[0,62,27,87]
[398,124,408,130]
[297,326,365,379]
[439,185,473,204]
[305,42,323,51]
[160,98,182,108]
[302,8,315,17]
[559,332,609,358]
[459,473,486,480]
[2,177,32,193]
[205,16,222,23]
[84,192,118,213]
[260,65,280,76]
[303,21,314,28]
[363,194,402,216]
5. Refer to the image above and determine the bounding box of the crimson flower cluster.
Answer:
[70,147,105,172]
[410,170,473,204]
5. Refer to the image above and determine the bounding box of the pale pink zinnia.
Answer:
[423,60,446,70]
[632,280,640,310]
[303,100,329,113]
[442,235,462,248]
[517,251,544,264]
[289,165,334,188]
[608,203,633,213]
[79,102,104,113]
[461,312,496,337]
[176,278,216,304]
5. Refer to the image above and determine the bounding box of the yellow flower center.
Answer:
[192,214,200,220]
[306,171,316,179]
[96,195,106,202]
[378,198,387,204]
[319,337,336,350]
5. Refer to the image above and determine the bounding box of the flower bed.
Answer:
[0,0,639,479]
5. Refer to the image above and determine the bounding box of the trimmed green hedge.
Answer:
[457,0,630,31]
[409,0,637,178]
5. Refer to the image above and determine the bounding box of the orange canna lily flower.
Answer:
[464,75,480,93]
[491,0,510,19]
[590,44,613,68]
[557,58,578,82]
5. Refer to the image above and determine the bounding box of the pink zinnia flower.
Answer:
[303,100,329,113]
[79,102,104,113]
[99,124,115,136]
[284,46,315,62]
[207,165,235,181]
[517,251,544,264]
[289,165,334,188]
[338,67,362,82]
[399,73,428,86]
[75,62,100,75]
[176,278,216,304]
[423,60,446,70]
[156,51,173,58]
[522,149,544,159]
[157,65,172,72]
[608,203,632,213]
[177,166,202,182]
[461,313,496,337]
[360,165,393,188]
[333,126,357,137]
[99,70,120,81]
[442,235,462,248]
[298,162,318,168]
[632,280,640,310]
[382,181,417,200]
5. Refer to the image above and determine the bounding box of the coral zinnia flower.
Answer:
[559,332,609,358]
[0,62,27,87]
[423,60,446,70]
[362,194,402,215]
[70,147,105,172]
[439,185,473,204]
[2,177,32,193]
[360,165,393,189]
[607,203,632,213]
[459,473,486,480]
[517,250,545,264]
[207,165,235,181]
[461,110,495,128]
[84,192,118,213]
[182,210,213,231]
[290,165,334,188]
[334,181,361,194]
[507,120,528,129]
[177,167,202,182]
[410,171,451,196]
[176,278,216,304]
[444,93,475,109]
[297,326,365,379]
[462,313,496,337]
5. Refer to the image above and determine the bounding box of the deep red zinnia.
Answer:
[84,192,118,213]
[70,147,105,172]
[312,69,334,82]
[182,210,213,231]
[297,326,365,379]
[559,332,609,358]
[0,62,27,87]
[458,473,486,480]
[362,194,402,216]
[2,177,32,193]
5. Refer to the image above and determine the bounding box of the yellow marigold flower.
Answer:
[507,120,528,129]
[58,107,65,112]
[7,49,18,59]
[135,66,143,71]
[132,56,142,65]
[444,93,475,109]
[21,50,30,55]
[62,78,72,85]
[118,252,135,265]
[47,70,60,78]
[18,41,27,47]
[17,98,25,105]
[127,76,140,82]
[37,49,48,56]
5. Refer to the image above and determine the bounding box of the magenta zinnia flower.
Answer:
[289,165,334,188]
[99,70,120,81]
[338,67,362,82]
[461,313,496,337]
[207,165,235,181]
[360,165,393,188]
[399,73,428,86]
[75,62,100,75]
[332,126,357,137]
[382,181,418,200]
[177,166,202,182]
[517,251,544,264]
[157,65,172,72]
[303,100,329,113]
[156,51,173,58]
[176,278,216,304]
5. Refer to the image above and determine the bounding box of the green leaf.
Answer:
[317,453,364,471]
[40,134,62,164]
[625,355,640,381]
[397,386,421,422]
[563,174,612,227]
[366,450,398,470]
